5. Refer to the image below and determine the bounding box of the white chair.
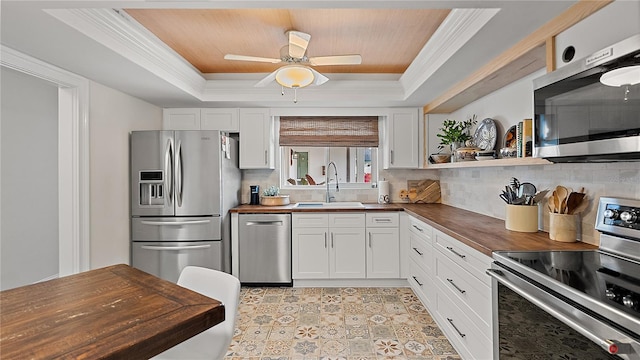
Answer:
[153,266,241,360]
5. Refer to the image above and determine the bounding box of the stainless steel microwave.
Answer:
[533,34,640,162]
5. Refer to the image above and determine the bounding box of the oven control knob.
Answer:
[603,209,618,219]
[605,288,617,300]
[622,295,637,309]
[620,211,638,224]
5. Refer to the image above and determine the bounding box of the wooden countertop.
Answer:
[403,203,597,257]
[0,264,225,360]
[231,203,596,257]
[230,203,404,213]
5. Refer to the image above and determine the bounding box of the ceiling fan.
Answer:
[224,30,362,92]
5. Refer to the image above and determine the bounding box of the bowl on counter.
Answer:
[455,147,481,161]
[500,147,517,158]
[429,153,451,164]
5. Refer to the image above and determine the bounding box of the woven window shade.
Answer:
[279,116,379,147]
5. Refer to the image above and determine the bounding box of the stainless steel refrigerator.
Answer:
[130,130,240,282]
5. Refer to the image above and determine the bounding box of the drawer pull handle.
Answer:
[447,318,466,338]
[412,247,424,256]
[412,276,423,287]
[446,246,466,259]
[412,224,423,232]
[375,218,392,223]
[447,278,466,294]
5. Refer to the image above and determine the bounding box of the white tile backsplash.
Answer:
[241,161,639,246]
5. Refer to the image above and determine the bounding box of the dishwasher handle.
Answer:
[244,221,284,226]
[141,244,211,251]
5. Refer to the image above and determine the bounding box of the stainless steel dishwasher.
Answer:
[238,213,292,285]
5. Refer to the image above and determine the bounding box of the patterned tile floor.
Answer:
[224,287,461,360]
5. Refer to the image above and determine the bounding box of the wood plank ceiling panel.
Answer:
[125,8,450,74]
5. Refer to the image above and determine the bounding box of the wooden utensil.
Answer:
[551,190,560,213]
[555,186,569,214]
[566,192,585,215]
[569,195,589,214]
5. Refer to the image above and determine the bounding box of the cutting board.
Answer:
[406,179,441,203]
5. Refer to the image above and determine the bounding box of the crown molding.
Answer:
[400,8,499,98]
[46,8,206,98]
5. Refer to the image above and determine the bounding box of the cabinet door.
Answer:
[201,108,239,131]
[385,108,420,168]
[329,227,366,279]
[367,228,400,278]
[292,227,329,279]
[239,108,274,169]
[163,108,201,130]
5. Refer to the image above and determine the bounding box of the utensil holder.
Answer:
[549,213,578,242]
[505,204,539,232]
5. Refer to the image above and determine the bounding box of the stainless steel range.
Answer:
[488,197,640,359]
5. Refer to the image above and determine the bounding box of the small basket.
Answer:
[260,195,290,206]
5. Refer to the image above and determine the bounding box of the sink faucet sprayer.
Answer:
[326,161,339,202]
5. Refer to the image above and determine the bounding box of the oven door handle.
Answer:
[486,268,627,356]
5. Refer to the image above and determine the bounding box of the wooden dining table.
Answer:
[0,264,225,359]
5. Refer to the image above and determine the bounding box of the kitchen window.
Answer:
[279,116,379,189]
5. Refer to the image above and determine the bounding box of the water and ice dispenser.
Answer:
[139,170,165,206]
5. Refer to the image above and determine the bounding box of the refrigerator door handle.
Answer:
[165,138,174,206]
[176,140,183,207]
[140,244,211,251]
[140,220,211,226]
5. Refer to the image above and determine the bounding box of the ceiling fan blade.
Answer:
[309,68,329,86]
[224,54,281,64]
[309,54,362,66]
[254,70,279,87]
[288,31,311,58]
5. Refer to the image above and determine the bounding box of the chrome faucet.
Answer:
[326,161,339,203]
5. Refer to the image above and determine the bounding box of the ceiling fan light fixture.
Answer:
[600,65,640,87]
[275,65,315,89]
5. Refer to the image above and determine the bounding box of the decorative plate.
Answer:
[504,125,518,149]
[473,118,497,151]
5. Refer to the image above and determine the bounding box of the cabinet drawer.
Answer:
[435,250,491,330]
[436,290,492,360]
[409,231,432,273]
[408,258,434,310]
[408,217,432,242]
[366,212,399,227]
[433,229,492,286]
[292,213,329,228]
[329,213,365,227]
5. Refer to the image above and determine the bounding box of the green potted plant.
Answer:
[434,115,477,162]
[260,185,290,206]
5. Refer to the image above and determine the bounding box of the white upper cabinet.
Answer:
[238,108,274,169]
[384,107,421,169]
[163,108,239,131]
[163,108,201,130]
[201,108,239,131]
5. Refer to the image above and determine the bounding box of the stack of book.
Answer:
[516,119,533,157]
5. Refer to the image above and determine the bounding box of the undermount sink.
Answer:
[293,201,365,209]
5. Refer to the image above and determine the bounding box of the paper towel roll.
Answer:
[378,180,390,204]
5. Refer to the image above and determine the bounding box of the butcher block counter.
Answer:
[231,203,596,256]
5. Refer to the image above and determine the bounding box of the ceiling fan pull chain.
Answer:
[281,85,285,96]
[294,87,298,103]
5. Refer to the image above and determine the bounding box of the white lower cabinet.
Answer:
[293,213,366,280]
[406,216,493,360]
[366,212,400,278]
[293,212,402,280]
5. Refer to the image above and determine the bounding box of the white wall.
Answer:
[1,67,59,290]
[89,81,161,269]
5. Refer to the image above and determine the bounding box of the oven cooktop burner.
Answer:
[500,249,640,318]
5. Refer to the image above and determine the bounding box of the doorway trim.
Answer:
[1,45,90,275]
